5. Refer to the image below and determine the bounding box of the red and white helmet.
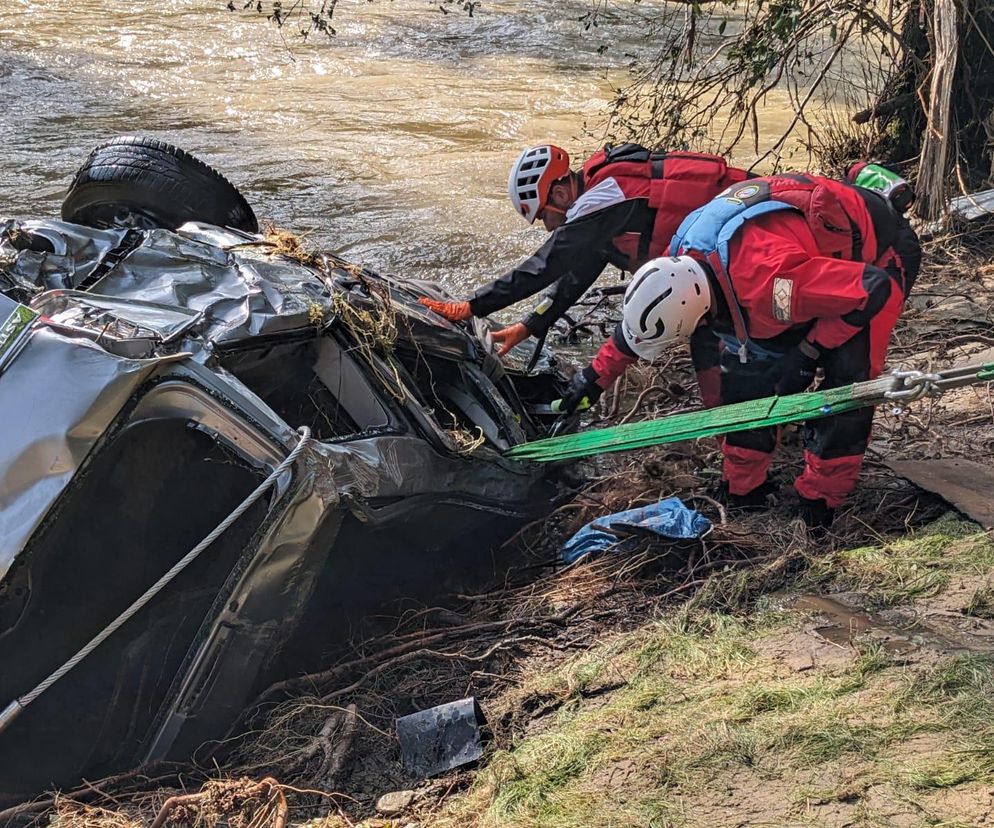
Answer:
[507,144,571,224]
[621,256,713,360]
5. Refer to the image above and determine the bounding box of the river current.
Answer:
[0,1,803,303]
[3,1,641,294]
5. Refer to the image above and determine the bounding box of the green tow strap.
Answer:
[506,362,994,463]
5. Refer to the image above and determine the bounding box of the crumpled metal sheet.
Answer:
[35,291,202,343]
[85,228,332,343]
[0,219,562,381]
[0,325,160,580]
[0,220,337,344]
[311,432,541,508]
[0,219,129,294]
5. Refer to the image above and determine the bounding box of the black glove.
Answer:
[798,495,835,530]
[556,366,604,415]
[769,341,820,396]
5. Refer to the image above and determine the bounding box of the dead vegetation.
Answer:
[30,510,994,828]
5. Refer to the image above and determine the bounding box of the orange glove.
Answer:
[418,297,473,322]
[491,322,531,357]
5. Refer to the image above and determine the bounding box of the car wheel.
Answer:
[61,136,259,233]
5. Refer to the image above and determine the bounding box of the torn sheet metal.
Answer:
[0,219,132,297]
[885,458,994,529]
[948,188,994,223]
[397,697,487,778]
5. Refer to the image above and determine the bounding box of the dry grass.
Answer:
[432,520,994,828]
[259,224,323,268]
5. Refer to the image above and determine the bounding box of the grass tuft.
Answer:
[804,513,994,607]
[963,586,994,619]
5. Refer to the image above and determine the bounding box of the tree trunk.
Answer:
[952,0,994,185]
[918,0,960,220]
[868,0,994,220]
[920,0,994,218]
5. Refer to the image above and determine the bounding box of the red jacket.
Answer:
[469,145,750,336]
[675,175,917,376]
[590,174,921,509]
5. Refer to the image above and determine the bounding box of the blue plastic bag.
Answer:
[561,497,711,564]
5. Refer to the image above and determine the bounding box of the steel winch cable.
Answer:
[0,426,313,737]
[506,360,994,463]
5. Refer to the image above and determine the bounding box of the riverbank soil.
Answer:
[13,229,994,828]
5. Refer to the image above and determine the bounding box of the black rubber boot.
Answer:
[716,479,778,511]
[797,496,835,531]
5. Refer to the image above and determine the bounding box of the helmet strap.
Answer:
[566,172,580,201]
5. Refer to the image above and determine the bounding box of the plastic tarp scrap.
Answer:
[561,497,711,564]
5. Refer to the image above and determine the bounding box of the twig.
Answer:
[687,493,729,526]
[317,704,357,788]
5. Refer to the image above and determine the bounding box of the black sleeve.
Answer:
[840,265,893,329]
[521,254,614,337]
[467,200,644,323]
[889,217,921,296]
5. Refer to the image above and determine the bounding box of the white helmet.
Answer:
[507,144,571,224]
[621,256,712,360]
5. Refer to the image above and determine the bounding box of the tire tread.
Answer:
[62,136,258,232]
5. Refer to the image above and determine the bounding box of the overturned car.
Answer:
[0,139,568,800]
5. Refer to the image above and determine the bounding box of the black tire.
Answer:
[61,136,258,233]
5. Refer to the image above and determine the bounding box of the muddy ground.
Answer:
[7,228,994,828]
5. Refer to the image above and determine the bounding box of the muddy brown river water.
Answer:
[0,0,807,308]
[0,0,643,296]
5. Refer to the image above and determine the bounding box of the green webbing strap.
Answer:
[506,362,994,463]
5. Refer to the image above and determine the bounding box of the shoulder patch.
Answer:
[772,277,793,322]
[724,180,771,207]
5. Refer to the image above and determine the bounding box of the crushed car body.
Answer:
[0,217,568,800]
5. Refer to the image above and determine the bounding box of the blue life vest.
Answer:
[669,180,797,361]
[669,180,793,269]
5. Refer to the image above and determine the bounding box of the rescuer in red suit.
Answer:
[418,142,752,405]
[558,173,921,528]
